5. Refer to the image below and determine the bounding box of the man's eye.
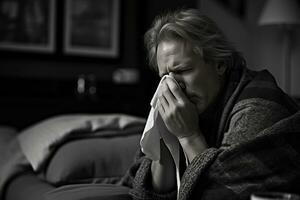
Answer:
[177,68,191,74]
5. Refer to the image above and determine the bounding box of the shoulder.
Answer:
[220,67,299,146]
[222,98,291,146]
[237,68,299,113]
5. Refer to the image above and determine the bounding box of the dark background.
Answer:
[0,0,197,130]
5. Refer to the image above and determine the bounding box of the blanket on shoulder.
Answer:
[122,66,300,200]
[124,110,300,200]
[179,110,300,200]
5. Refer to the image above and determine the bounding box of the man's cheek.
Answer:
[195,100,208,114]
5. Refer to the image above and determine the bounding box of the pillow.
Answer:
[0,126,17,153]
[17,114,145,171]
[45,134,141,185]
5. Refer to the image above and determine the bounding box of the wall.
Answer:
[200,0,300,97]
[0,0,197,78]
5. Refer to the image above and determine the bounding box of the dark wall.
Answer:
[0,0,141,79]
[0,0,197,129]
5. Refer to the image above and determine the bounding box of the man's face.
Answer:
[156,39,225,114]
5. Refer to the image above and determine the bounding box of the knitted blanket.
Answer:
[120,67,300,200]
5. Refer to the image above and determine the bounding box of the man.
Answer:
[120,8,300,200]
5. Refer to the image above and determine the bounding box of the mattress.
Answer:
[5,172,131,200]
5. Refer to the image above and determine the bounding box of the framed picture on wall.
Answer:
[214,0,245,19]
[0,0,56,52]
[64,0,120,58]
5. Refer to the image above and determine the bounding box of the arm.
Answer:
[120,148,177,200]
[157,77,208,163]
[151,139,176,193]
[178,132,208,163]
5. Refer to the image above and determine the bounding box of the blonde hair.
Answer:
[144,8,245,72]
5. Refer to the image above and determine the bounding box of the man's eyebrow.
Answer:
[172,60,192,70]
[159,60,192,77]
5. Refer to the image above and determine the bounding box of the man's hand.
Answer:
[157,76,200,138]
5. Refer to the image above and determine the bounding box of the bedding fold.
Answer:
[0,114,145,199]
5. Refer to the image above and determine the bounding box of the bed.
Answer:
[0,114,146,200]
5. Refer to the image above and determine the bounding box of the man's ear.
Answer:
[216,64,227,76]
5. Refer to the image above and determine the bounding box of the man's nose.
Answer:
[169,72,186,90]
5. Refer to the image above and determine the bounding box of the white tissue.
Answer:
[140,75,182,193]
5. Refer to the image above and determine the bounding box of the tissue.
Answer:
[140,75,182,192]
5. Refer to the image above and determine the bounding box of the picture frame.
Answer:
[0,0,56,52]
[64,0,120,58]
[214,0,245,19]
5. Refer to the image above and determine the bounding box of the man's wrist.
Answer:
[178,132,208,162]
[178,132,199,143]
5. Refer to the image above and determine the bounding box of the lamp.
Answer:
[258,0,300,94]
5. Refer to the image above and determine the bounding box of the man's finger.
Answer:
[164,77,188,102]
[158,95,169,110]
[160,81,176,106]
[157,99,166,119]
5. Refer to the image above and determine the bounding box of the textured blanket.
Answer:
[121,110,300,200]
[119,67,300,200]
[180,110,300,200]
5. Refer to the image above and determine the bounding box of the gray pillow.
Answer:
[45,134,141,185]
[0,126,17,153]
[18,114,145,171]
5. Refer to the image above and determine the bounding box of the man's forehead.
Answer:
[157,40,192,54]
